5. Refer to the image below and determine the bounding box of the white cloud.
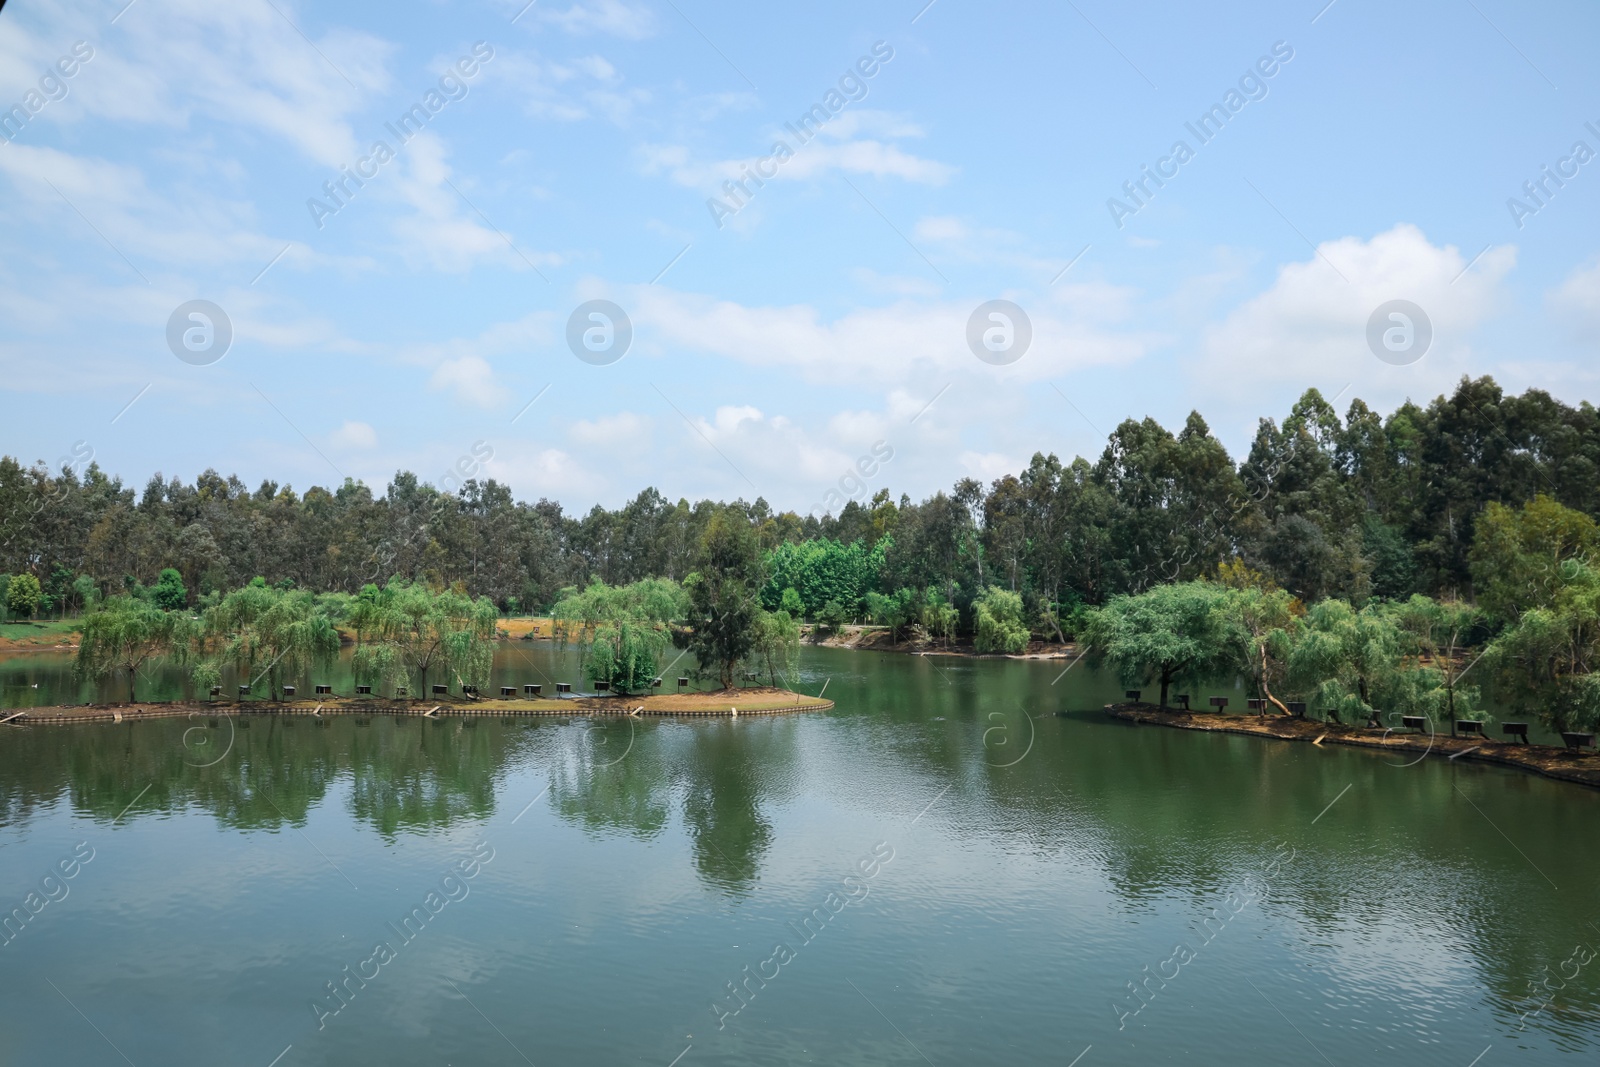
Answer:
[428,355,501,408]
[538,0,656,39]
[638,122,955,193]
[570,412,650,446]
[1196,224,1515,408]
[331,421,378,448]
[629,284,1153,387]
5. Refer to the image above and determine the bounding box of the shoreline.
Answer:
[6,688,833,725]
[1105,704,1600,791]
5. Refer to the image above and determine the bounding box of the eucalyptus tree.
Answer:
[685,508,763,690]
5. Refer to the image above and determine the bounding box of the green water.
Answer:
[1,645,1597,1065]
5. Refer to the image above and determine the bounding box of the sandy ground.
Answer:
[4,686,832,725]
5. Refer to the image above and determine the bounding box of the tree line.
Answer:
[6,376,1596,627]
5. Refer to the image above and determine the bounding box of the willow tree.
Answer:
[747,609,801,687]
[200,579,341,697]
[1287,599,1431,725]
[1218,579,1298,718]
[1085,581,1235,709]
[553,578,686,693]
[1395,595,1483,724]
[76,596,189,702]
[1483,560,1600,734]
[379,582,497,695]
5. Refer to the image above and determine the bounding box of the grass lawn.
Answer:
[0,618,82,647]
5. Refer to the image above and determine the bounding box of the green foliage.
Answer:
[865,587,920,643]
[761,538,879,618]
[199,582,343,695]
[77,596,189,702]
[1287,599,1430,724]
[1482,559,1600,733]
[587,622,669,693]
[1470,495,1600,623]
[552,578,686,693]
[973,587,1029,653]
[685,508,764,690]
[920,587,959,647]
[748,609,801,687]
[1218,583,1299,714]
[1085,582,1235,707]
[778,586,805,618]
[73,574,100,613]
[1394,595,1483,723]
[816,599,849,632]
[6,572,41,618]
[152,567,188,611]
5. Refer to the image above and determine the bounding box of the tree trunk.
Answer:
[127,667,137,704]
[1159,668,1170,711]
[1259,645,1290,719]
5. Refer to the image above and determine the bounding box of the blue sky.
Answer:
[2,0,1598,514]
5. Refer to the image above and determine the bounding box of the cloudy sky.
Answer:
[1,0,1597,513]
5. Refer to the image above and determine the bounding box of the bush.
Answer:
[6,573,41,618]
[152,568,188,611]
[974,587,1029,654]
[816,599,849,632]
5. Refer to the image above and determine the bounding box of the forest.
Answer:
[2,375,1595,621]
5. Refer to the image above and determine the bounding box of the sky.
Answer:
[1,0,1597,516]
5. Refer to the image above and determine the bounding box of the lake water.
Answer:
[1,644,1597,1065]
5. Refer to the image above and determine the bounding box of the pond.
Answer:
[1,644,1597,1065]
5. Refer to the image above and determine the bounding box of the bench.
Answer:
[1401,715,1428,733]
[281,686,296,698]
[238,685,251,696]
[314,684,332,695]
[1502,722,1529,743]
[1454,719,1484,738]
[395,686,408,697]
[501,687,516,697]
[462,685,479,698]
[678,677,690,689]
[652,678,663,688]
[1286,701,1307,717]
[1174,694,1190,711]
[556,683,572,694]
[1124,690,1141,702]
[594,681,610,691]
[1208,697,1229,711]
[524,684,541,696]
[356,685,372,695]
[1246,698,1265,711]
[209,686,222,698]
[1561,731,1596,754]
[432,684,448,695]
